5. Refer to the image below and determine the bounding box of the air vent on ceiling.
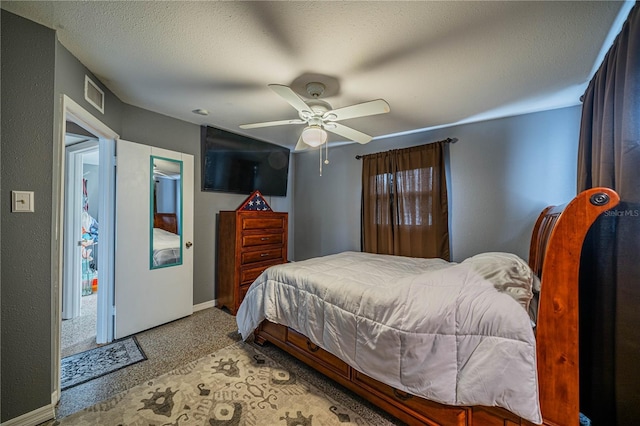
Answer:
[84,75,104,114]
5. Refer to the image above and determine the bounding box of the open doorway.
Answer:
[61,122,100,357]
[53,96,119,404]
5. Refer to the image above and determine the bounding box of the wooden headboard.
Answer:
[529,187,619,425]
[154,213,178,234]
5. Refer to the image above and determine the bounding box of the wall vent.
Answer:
[84,75,105,114]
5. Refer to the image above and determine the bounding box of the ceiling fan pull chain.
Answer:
[319,144,323,176]
[325,140,329,165]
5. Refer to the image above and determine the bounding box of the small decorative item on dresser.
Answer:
[217,191,288,315]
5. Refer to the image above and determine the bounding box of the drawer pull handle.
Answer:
[393,389,413,401]
[260,253,269,257]
[261,237,270,241]
[306,340,320,352]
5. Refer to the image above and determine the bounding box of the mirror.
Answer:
[150,156,183,269]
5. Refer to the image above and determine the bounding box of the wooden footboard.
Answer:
[254,187,619,426]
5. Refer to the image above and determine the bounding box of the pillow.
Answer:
[529,274,542,327]
[528,292,540,329]
[532,273,541,293]
[461,252,535,312]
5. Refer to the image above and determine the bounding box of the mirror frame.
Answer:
[149,155,183,269]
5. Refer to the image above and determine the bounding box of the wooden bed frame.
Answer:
[253,187,619,426]
[154,213,178,234]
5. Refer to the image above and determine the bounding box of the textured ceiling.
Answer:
[2,1,632,150]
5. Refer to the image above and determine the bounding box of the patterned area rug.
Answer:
[55,341,379,425]
[61,336,147,390]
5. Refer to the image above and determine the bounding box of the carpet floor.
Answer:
[44,307,403,425]
[61,293,98,358]
[53,341,394,425]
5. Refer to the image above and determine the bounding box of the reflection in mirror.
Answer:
[150,156,183,269]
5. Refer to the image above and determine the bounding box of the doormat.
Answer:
[61,336,146,390]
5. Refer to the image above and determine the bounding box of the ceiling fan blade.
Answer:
[268,84,314,114]
[325,123,373,144]
[239,118,305,129]
[324,99,390,122]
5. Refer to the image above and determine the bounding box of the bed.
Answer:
[152,213,181,267]
[152,227,181,266]
[236,187,619,426]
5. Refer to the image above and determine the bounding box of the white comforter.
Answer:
[236,251,541,424]
[153,227,180,250]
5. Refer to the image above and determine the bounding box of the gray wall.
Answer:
[447,108,579,260]
[1,10,56,422]
[55,42,123,136]
[293,106,580,262]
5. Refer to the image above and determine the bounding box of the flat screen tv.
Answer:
[201,126,290,197]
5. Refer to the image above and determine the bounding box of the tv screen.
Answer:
[201,126,290,197]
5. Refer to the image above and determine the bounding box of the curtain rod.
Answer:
[355,137,455,159]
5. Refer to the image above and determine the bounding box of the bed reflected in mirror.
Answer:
[150,156,183,269]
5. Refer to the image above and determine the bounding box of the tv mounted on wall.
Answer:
[201,126,290,197]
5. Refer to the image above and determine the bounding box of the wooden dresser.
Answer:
[217,195,288,315]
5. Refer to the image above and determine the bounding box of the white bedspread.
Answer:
[236,251,541,424]
[153,227,180,250]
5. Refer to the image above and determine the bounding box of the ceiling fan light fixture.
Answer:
[301,125,327,147]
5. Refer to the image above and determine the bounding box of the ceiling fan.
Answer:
[239,82,390,151]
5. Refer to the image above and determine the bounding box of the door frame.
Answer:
[52,95,119,404]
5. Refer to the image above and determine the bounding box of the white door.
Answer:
[114,140,194,339]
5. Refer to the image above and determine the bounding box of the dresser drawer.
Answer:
[352,371,468,425]
[241,248,283,265]
[241,217,285,231]
[287,329,349,378]
[240,260,283,284]
[242,232,283,248]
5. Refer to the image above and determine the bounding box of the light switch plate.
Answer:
[12,191,34,213]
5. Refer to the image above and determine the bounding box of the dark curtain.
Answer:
[577,3,640,424]
[361,141,449,259]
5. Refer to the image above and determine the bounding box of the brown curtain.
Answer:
[361,141,449,260]
[577,3,640,425]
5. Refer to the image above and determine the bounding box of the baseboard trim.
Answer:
[193,299,216,312]
[1,402,55,426]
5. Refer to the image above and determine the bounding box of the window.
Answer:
[361,142,449,259]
